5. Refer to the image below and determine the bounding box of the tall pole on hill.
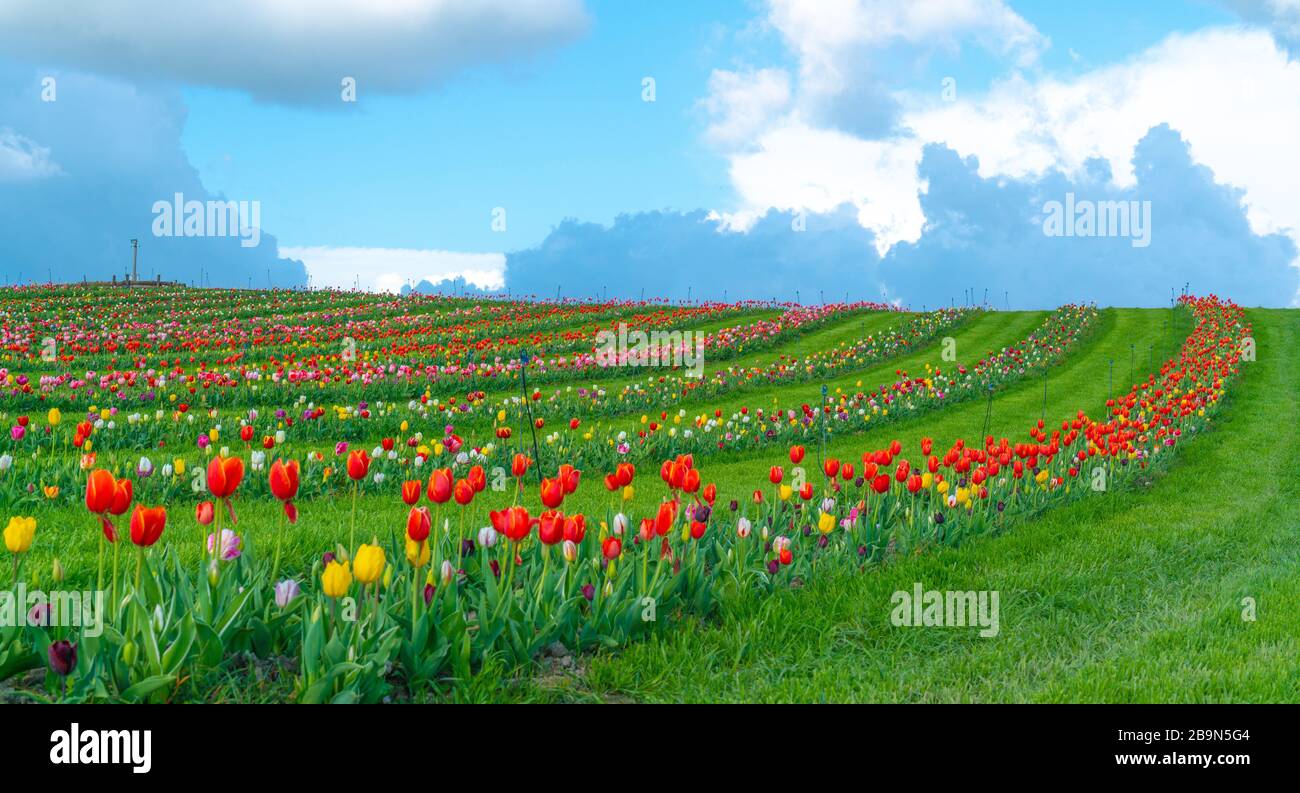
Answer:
[130,239,139,282]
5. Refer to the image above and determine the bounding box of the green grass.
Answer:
[493,308,1298,702]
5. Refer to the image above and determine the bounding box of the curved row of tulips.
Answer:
[0,304,1097,511]
[3,286,760,370]
[1,296,1237,701]
[3,298,891,408]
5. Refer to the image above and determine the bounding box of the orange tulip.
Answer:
[401,479,422,506]
[129,505,166,547]
[540,477,564,509]
[85,468,116,514]
[207,455,244,499]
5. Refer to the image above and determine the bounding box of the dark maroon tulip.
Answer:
[423,583,435,606]
[489,559,500,579]
[766,559,780,575]
[581,583,595,601]
[49,640,77,676]
[321,551,335,566]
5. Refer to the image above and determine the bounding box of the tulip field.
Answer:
[0,285,1295,703]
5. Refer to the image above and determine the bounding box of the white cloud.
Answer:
[768,0,1046,98]
[1225,1,1300,51]
[701,68,792,147]
[707,20,1300,277]
[0,128,61,182]
[907,28,1300,245]
[282,246,505,293]
[0,0,589,103]
[723,119,925,255]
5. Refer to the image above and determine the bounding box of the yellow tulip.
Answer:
[173,458,185,475]
[405,537,430,568]
[321,560,352,598]
[42,485,59,499]
[208,428,219,442]
[353,543,386,585]
[47,408,62,426]
[3,516,36,554]
[622,485,634,502]
[779,484,793,501]
[817,511,836,534]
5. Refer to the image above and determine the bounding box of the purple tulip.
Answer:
[274,579,300,608]
[206,529,242,560]
[48,640,77,676]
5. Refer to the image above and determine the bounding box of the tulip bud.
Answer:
[562,539,578,563]
[122,641,138,666]
[207,559,220,586]
[51,557,65,583]
[48,640,77,676]
[477,526,498,549]
[440,559,455,587]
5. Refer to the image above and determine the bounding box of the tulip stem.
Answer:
[111,535,121,615]
[349,482,358,554]
[135,548,144,602]
[96,526,105,596]
[535,544,550,606]
[270,516,285,587]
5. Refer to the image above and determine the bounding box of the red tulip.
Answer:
[195,501,215,526]
[702,483,717,505]
[239,425,254,443]
[768,466,783,484]
[207,455,244,499]
[603,473,620,491]
[467,465,487,493]
[562,514,586,543]
[540,477,565,509]
[511,453,531,478]
[407,506,431,543]
[682,468,701,493]
[615,462,635,487]
[129,504,166,547]
[789,445,805,464]
[490,506,537,542]
[799,482,813,500]
[602,536,622,560]
[401,479,422,506]
[538,511,564,545]
[654,500,677,536]
[268,458,300,501]
[871,474,890,494]
[427,468,453,504]
[85,468,116,514]
[346,449,370,481]
[454,479,475,506]
[108,478,133,516]
[822,458,840,478]
[557,464,581,494]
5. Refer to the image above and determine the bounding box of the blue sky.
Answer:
[1,0,1297,304]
